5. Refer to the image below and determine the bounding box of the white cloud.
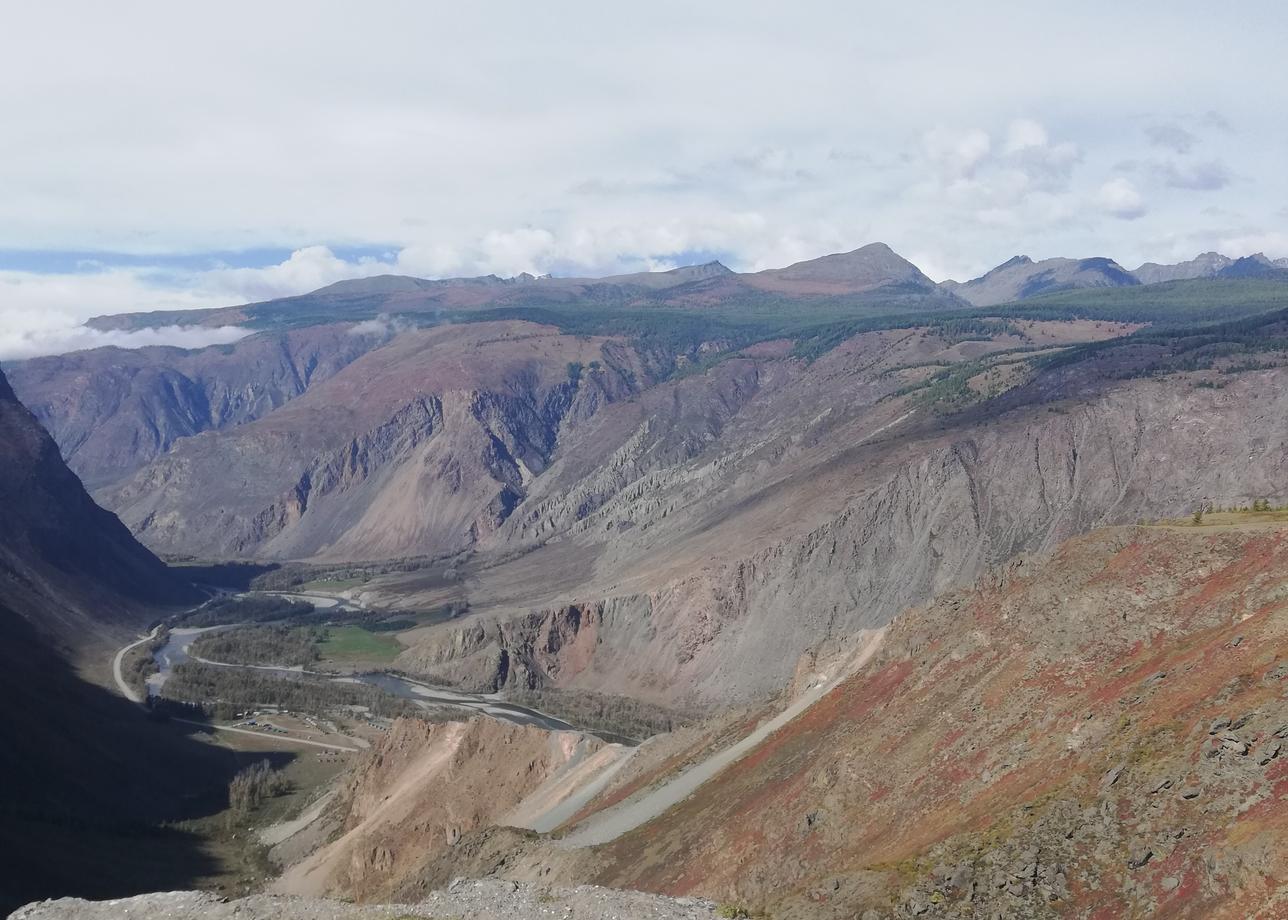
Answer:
[0,250,386,360]
[1097,178,1147,220]
[924,128,993,181]
[0,324,249,362]
[1214,231,1288,260]
[348,314,412,338]
[204,245,395,302]
[1004,119,1049,153]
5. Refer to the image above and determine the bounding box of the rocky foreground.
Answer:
[9,879,720,920]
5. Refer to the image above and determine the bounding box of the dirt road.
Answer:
[111,626,160,704]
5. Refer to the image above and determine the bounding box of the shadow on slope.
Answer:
[0,604,275,914]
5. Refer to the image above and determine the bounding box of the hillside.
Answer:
[571,523,1288,918]
[13,302,1288,715]
[266,523,1288,919]
[0,366,198,647]
[7,325,383,489]
[8,259,1288,918]
[335,310,1288,709]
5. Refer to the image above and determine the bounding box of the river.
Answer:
[146,623,627,741]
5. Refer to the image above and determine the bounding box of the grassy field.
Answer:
[296,576,368,592]
[316,625,403,664]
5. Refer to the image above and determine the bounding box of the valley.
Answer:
[7,245,1288,919]
[11,10,1288,917]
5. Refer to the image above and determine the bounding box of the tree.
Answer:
[228,760,290,817]
[1192,508,1205,525]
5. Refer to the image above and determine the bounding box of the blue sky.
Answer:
[2,1,1286,358]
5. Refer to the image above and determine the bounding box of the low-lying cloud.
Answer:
[0,324,251,362]
[0,248,393,361]
[347,314,415,339]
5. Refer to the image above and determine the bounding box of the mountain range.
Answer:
[7,239,1288,917]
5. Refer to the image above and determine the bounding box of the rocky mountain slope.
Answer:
[274,718,623,901]
[30,303,1288,716]
[745,242,943,295]
[0,365,197,646]
[1132,251,1233,284]
[98,322,644,561]
[268,522,1288,919]
[1217,253,1288,281]
[378,325,1288,708]
[942,255,1139,306]
[9,249,1288,917]
[7,325,384,489]
[0,367,227,914]
[567,522,1288,918]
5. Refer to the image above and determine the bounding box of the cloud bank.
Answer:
[0,323,251,362]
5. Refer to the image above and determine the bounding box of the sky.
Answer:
[2,1,1287,359]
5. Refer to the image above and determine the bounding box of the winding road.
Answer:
[111,625,160,704]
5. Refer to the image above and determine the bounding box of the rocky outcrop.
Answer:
[397,599,643,693]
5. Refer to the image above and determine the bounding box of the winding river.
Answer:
[145,620,620,740]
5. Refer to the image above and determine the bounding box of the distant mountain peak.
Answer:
[1217,253,1288,280]
[1131,251,1233,285]
[749,242,936,294]
[950,254,1137,306]
[997,255,1034,270]
[313,274,435,296]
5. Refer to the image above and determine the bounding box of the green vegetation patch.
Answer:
[177,595,315,628]
[317,625,403,663]
[189,625,322,668]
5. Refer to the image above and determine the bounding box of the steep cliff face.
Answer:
[100,322,644,560]
[0,366,197,645]
[0,367,225,914]
[7,325,383,489]
[392,366,1288,707]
